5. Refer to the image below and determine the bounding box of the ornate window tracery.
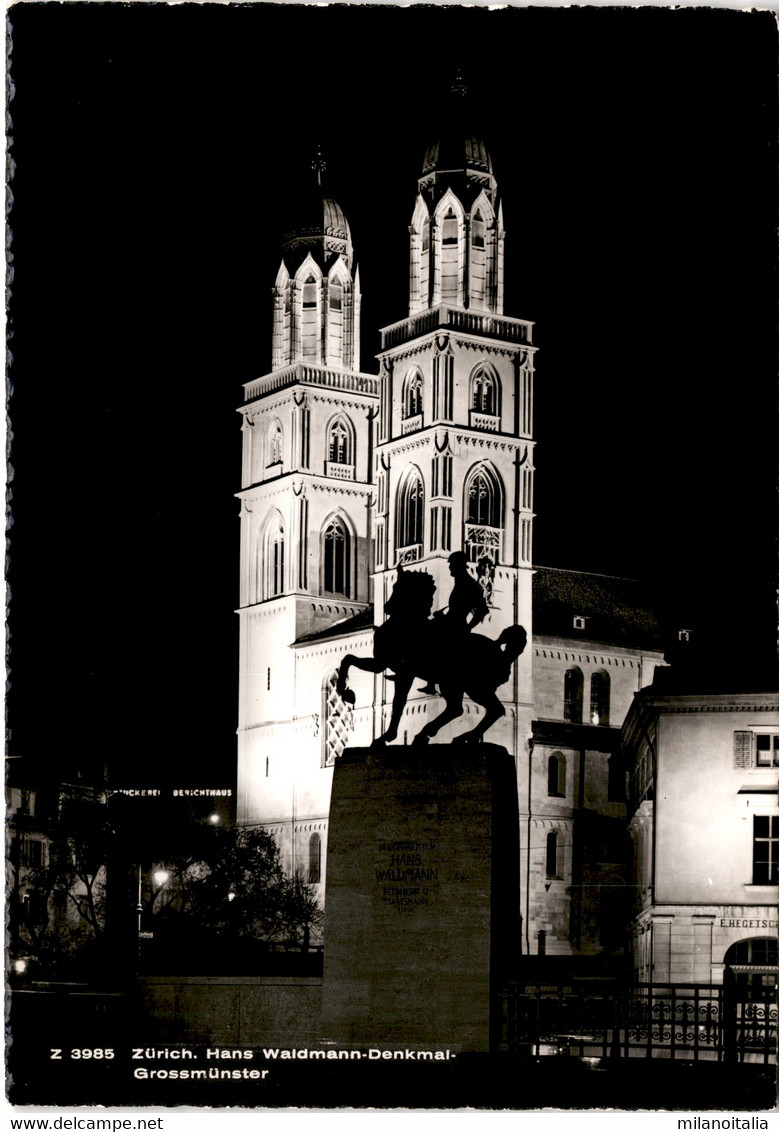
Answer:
[403,370,424,420]
[322,516,350,596]
[464,464,503,563]
[323,669,350,767]
[397,468,424,561]
[471,365,500,418]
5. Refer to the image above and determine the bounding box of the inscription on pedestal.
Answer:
[376,839,439,911]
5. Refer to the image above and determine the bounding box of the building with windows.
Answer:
[235,103,666,958]
[623,681,779,985]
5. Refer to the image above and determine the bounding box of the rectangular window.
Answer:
[756,734,779,767]
[22,839,43,868]
[752,815,779,885]
[431,507,438,550]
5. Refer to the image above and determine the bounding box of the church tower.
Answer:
[235,154,378,865]
[373,82,536,756]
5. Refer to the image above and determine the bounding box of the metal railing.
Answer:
[497,980,777,1064]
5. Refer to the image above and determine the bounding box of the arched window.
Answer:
[322,516,350,596]
[467,469,500,527]
[308,832,321,884]
[327,276,345,367]
[300,274,319,360]
[564,667,583,724]
[397,468,424,558]
[471,211,485,249]
[264,514,285,598]
[323,669,350,767]
[464,464,503,563]
[724,937,778,998]
[267,419,283,466]
[440,207,460,304]
[546,831,559,877]
[403,370,423,420]
[327,416,352,465]
[591,670,611,726]
[548,752,566,797]
[469,210,487,309]
[471,365,499,417]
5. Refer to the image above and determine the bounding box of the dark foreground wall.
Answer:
[139,975,323,1045]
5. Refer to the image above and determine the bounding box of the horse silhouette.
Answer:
[336,564,527,746]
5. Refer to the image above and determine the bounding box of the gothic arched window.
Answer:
[300,274,319,360]
[464,464,503,563]
[471,365,499,417]
[263,513,285,599]
[397,468,424,557]
[267,419,283,466]
[564,667,584,724]
[546,831,559,877]
[467,469,500,527]
[327,416,353,466]
[471,210,485,249]
[440,206,460,304]
[322,516,350,597]
[591,670,611,726]
[403,370,423,420]
[327,275,346,367]
[323,669,350,767]
[308,832,321,884]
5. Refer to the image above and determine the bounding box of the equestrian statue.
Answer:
[336,552,527,746]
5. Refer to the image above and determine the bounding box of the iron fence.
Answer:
[497,980,777,1064]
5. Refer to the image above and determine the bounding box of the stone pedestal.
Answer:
[322,743,519,1052]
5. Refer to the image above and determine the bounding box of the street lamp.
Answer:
[137,866,171,970]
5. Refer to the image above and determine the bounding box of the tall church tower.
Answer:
[235,155,378,861]
[373,83,537,756]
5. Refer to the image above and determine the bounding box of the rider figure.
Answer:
[419,551,489,694]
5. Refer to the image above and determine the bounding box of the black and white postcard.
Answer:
[6,1,778,1113]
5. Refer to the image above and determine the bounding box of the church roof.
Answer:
[417,74,497,208]
[533,566,663,652]
[292,606,375,646]
[280,150,353,271]
[422,133,492,178]
[282,195,351,246]
[292,571,663,652]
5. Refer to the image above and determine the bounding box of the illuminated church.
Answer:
[235,104,666,960]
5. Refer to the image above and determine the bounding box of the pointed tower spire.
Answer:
[312,143,326,189]
[409,76,504,315]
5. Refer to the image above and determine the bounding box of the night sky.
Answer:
[6,3,778,787]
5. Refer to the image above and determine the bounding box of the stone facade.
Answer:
[624,691,779,983]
